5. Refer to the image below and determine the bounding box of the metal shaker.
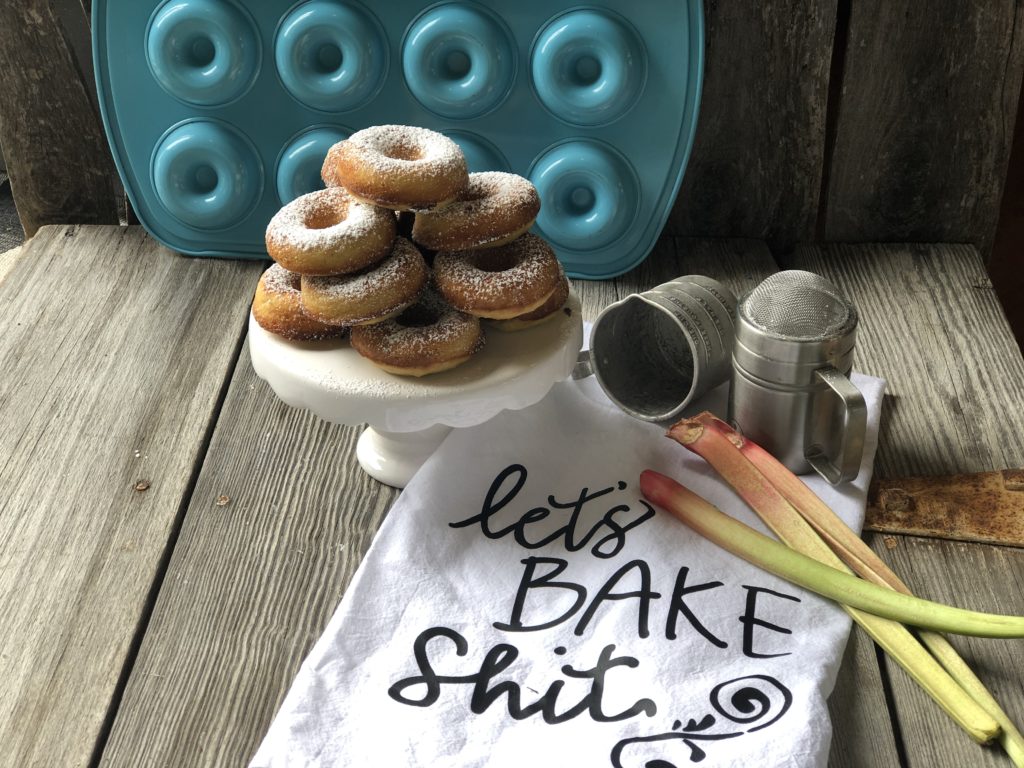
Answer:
[729,270,867,484]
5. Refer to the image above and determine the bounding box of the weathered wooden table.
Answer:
[2,226,1023,767]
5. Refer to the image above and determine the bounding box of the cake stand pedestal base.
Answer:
[356,424,453,488]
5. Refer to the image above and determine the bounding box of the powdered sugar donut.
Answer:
[350,289,484,376]
[300,237,429,326]
[412,172,541,251]
[265,187,396,276]
[322,125,469,211]
[433,233,563,320]
[489,267,571,332]
[251,264,347,341]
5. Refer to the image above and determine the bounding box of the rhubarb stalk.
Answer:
[687,413,1024,765]
[663,420,1006,743]
[639,474,1000,745]
[638,470,1024,638]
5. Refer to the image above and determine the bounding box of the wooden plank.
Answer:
[0,1,119,236]
[101,239,831,766]
[827,620,901,768]
[869,535,1024,768]
[787,243,1024,478]
[0,225,262,767]
[0,243,22,286]
[824,1,1024,256]
[99,341,400,767]
[668,1,837,252]
[52,0,100,115]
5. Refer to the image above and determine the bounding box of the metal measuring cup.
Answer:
[588,276,737,421]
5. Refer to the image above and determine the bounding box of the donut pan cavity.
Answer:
[94,0,703,278]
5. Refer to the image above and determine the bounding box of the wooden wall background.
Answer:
[2,0,1023,268]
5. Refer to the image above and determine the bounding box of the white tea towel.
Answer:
[253,373,885,768]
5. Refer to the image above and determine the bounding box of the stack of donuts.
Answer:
[252,124,570,377]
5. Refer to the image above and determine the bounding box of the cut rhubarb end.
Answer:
[667,415,851,572]
[693,412,903,591]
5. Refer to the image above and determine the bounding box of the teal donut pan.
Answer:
[93,0,703,279]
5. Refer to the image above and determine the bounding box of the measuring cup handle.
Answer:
[806,366,867,484]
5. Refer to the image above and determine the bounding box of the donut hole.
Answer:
[382,142,425,162]
[314,43,344,74]
[186,35,217,69]
[571,54,602,87]
[443,49,472,81]
[396,302,442,328]
[470,250,520,273]
[568,186,596,215]
[189,164,219,196]
[303,202,347,230]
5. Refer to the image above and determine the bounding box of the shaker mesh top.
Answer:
[740,270,858,341]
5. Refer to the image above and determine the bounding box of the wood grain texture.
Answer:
[0,243,21,286]
[100,342,400,767]
[98,238,782,766]
[581,236,780,321]
[824,1,1024,256]
[786,243,1024,478]
[0,1,118,235]
[668,1,837,252]
[827,624,901,768]
[869,535,1024,768]
[0,225,261,767]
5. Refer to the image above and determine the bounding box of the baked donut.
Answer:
[251,264,347,341]
[322,125,469,211]
[300,237,429,326]
[489,268,571,332]
[433,233,563,320]
[265,187,396,276]
[350,290,484,376]
[411,172,541,251]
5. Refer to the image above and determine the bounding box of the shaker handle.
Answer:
[805,366,867,485]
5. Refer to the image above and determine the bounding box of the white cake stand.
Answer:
[249,293,584,488]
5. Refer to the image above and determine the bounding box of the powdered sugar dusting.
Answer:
[265,186,392,256]
[412,172,540,249]
[465,172,539,209]
[351,289,484,368]
[434,233,561,307]
[300,237,428,325]
[348,125,465,174]
[261,263,301,295]
[329,125,470,209]
[305,238,423,302]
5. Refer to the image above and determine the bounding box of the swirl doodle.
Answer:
[610,675,793,766]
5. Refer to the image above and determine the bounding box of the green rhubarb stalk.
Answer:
[663,420,1000,744]
[638,469,1024,638]
[835,607,999,744]
[689,413,1024,766]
